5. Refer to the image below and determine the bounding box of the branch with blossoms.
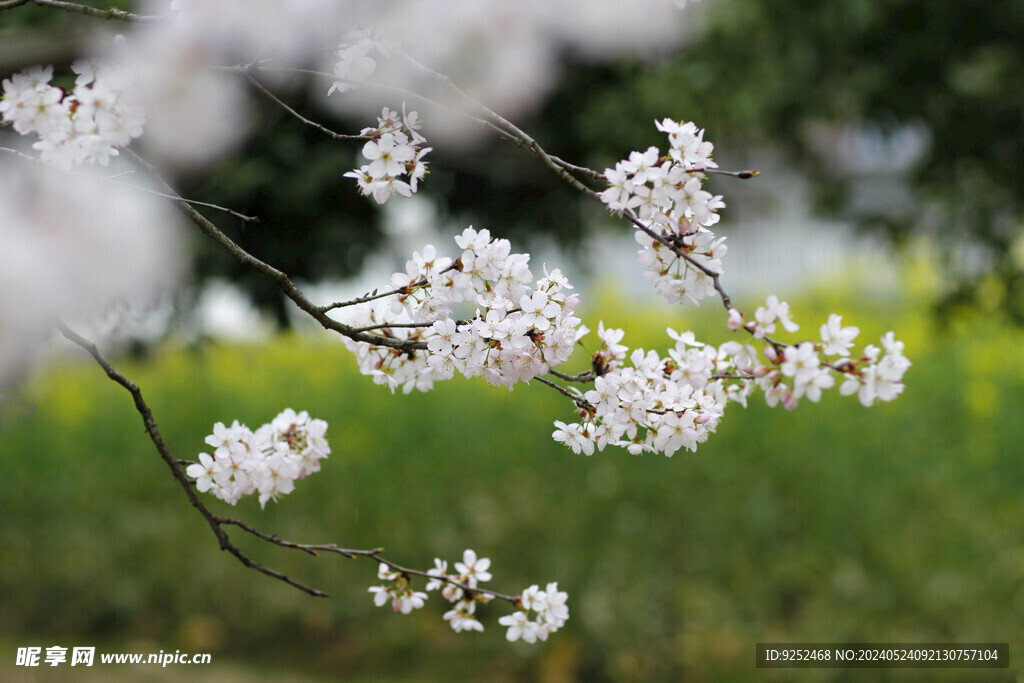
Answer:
[55,322,566,640]
[0,0,906,645]
[0,25,574,639]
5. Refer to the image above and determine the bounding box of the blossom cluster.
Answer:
[344,107,431,204]
[553,323,729,457]
[600,119,727,305]
[0,62,144,170]
[497,582,570,643]
[550,300,910,456]
[186,409,330,508]
[735,303,911,410]
[426,550,494,633]
[367,549,569,642]
[340,227,585,392]
[369,563,429,615]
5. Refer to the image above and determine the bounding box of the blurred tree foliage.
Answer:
[4,291,1024,680]
[577,0,1024,323]
[181,0,1024,325]
[3,0,1022,325]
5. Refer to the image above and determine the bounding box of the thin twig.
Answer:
[244,71,369,142]
[320,264,457,314]
[220,519,520,602]
[0,146,39,163]
[551,156,605,182]
[710,372,752,380]
[699,167,760,179]
[402,54,599,197]
[107,180,260,223]
[121,147,428,353]
[0,147,259,222]
[320,288,400,312]
[238,64,524,150]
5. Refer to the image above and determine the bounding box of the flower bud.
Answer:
[727,308,743,331]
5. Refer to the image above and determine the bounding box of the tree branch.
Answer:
[121,147,428,353]
[0,0,162,21]
[220,518,520,602]
[549,368,596,383]
[244,71,369,142]
[58,323,527,605]
[56,322,328,597]
[537,375,591,409]
[107,178,261,223]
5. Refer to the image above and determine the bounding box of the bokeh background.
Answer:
[2,0,1023,680]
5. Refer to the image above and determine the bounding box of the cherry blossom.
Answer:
[186,410,330,508]
[1,61,144,170]
[498,582,570,643]
[345,107,431,204]
[599,119,726,305]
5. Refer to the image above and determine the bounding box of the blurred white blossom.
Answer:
[0,161,184,386]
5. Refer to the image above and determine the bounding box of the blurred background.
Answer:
[2,0,1023,680]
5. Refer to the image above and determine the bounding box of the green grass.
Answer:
[2,287,1023,681]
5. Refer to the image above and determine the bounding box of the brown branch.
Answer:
[244,71,369,142]
[350,321,435,333]
[696,167,760,179]
[57,322,327,597]
[222,519,520,602]
[537,375,591,410]
[10,0,161,21]
[235,64,532,155]
[58,323,527,606]
[121,148,428,353]
[549,368,595,383]
[106,180,260,223]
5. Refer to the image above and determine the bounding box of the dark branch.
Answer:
[122,148,428,353]
[3,0,162,21]
[537,375,591,410]
[244,71,369,142]
[56,322,328,597]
